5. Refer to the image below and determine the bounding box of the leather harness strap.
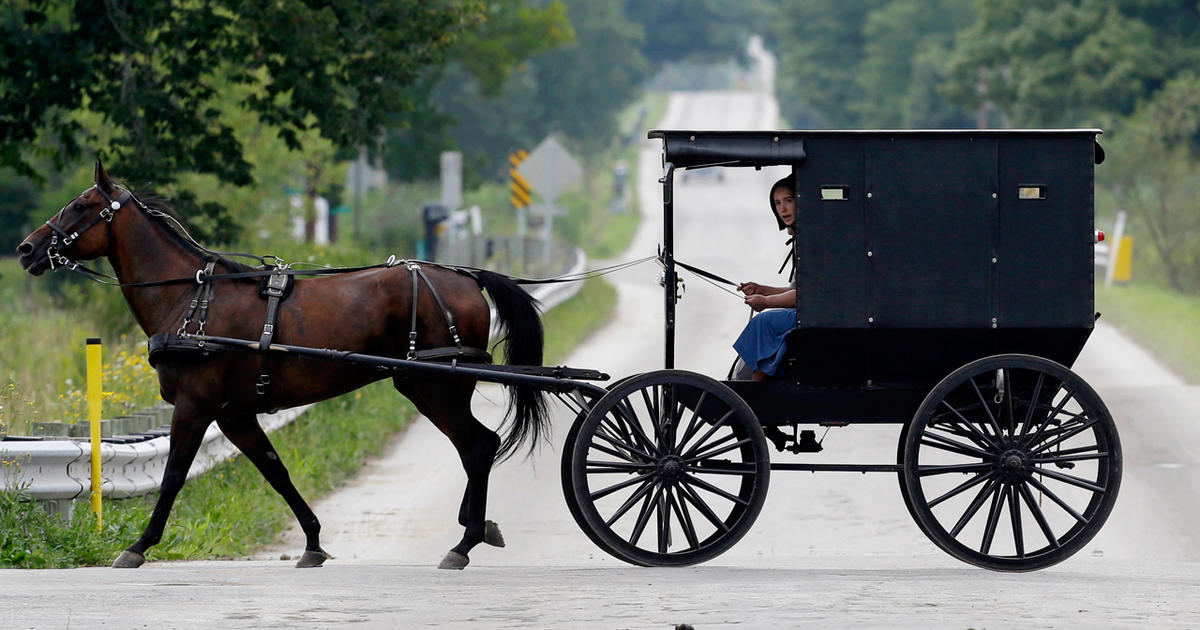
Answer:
[177,260,217,337]
[252,261,482,403]
[406,262,463,359]
[256,268,291,397]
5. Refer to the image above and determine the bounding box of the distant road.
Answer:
[4,90,1198,629]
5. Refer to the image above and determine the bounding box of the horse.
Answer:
[16,161,550,570]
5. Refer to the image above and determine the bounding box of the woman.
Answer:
[733,176,797,381]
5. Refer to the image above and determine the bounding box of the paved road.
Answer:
[5,90,1199,629]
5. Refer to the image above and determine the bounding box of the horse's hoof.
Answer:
[112,550,145,568]
[484,520,506,548]
[295,548,332,568]
[438,551,469,570]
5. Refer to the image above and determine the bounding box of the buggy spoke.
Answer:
[1022,387,1074,449]
[969,377,1005,440]
[657,491,671,554]
[1018,482,1060,548]
[673,391,710,455]
[602,476,657,527]
[688,465,757,476]
[585,460,655,473]
[589,433,654,463]
[685,437,752,463]
[643,385,663,445]
[590,471,655,501]
[932,420,994,451]
[1018,372,1047,440]
[682,472,750,506]
[1025,475,1090,525]
[610,401,659,456]
[937,401,1000,450]
[628,483,662,547]
[920,431,994,459]
[927,470,996,508]
[1028,465,1105,494]
[1008,485,1025,558]
[980,482,1005,554]
[669,486,700,550]
[918,462,994,476]
[679,410,735,460]
[1030,451,1108,465]
[950,476,1000,537]
[677,480,730,533]
[1028,418,1100,455]
[682,430,739,461]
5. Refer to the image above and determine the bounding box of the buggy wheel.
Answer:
[565,370,770,566]
[902,354,1122,571]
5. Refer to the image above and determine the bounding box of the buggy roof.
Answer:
[647,129,1105,169]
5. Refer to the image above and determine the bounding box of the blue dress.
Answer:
[733,308,796,376]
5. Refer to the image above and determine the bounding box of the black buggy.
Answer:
[558,129,1121,572]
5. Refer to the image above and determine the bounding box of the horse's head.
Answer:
[17,161,131,276]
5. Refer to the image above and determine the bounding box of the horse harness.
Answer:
[164,258,493,405]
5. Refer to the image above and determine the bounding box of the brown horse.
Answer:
[17,162,549,569]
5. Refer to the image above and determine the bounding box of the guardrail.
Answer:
[1,405,310,517]
[2,246,587,517]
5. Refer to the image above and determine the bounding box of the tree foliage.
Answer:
[387,0,647,181]
[0,0,479,188]
[942,0,1200,128]
[384,0,575,181]
[773,0,975,128]
[624,0,772,64]
[1105,74,1200,293]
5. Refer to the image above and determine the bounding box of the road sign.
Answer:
[509,150,531,209]
[518,136,581,203]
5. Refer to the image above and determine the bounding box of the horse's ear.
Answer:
[94,160,113,192]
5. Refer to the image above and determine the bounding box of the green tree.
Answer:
[942,0,1200,128]
[624,0,773,64]
[384,0,574,182]
[386,0,647,180]
[530,0,649,158]
[0,0,479,188]
[774,0,888,127]
[0,168,37,248]
[853,0,975,128]
[1105,74,1200,294]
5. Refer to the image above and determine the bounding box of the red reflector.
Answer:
[1095,230,1106,243]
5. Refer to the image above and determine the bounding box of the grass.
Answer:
[1095,283,1200,383]
[543,278,617,364]
[0,258,159,437]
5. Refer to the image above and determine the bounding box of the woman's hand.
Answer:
[738,281,765,296]
[744,294,770,312]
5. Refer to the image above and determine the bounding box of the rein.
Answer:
[43,183,663,290]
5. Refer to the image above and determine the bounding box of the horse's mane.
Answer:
[129,187,260,274]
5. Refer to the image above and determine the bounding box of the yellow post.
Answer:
[86,337,103,527]
[1113,235,1133,284]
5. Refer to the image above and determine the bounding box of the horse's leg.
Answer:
[456,483,506,548]
[215,415,330,568]
[397,376,501,569]
[113,401,211,568]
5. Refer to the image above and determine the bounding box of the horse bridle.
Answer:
[43,184,132,271]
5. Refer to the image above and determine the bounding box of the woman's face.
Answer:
[773,186,795,229]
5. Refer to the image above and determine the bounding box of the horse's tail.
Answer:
[475,270,550,462]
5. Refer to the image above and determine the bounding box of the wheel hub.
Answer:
[657,455,684,483]
[998,449,1027,480]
